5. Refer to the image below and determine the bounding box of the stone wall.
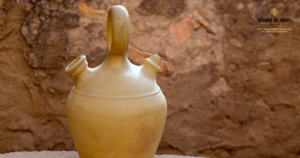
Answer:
[0,0,300,157]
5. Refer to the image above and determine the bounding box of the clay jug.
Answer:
[64,5,167,158]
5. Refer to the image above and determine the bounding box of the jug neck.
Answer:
[101,53,131,69]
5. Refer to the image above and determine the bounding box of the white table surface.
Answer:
[0,151,203,158]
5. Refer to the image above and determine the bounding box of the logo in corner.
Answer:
[256,7,292,34]
[271,8,278,16]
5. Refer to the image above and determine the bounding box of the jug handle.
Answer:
[107,5,129,56]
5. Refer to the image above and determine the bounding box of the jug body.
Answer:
[66,88,167,158]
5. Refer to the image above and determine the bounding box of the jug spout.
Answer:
[141,54,162,80]
[65,55,93,87]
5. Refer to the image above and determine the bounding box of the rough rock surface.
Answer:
[0,151,202,158]
[0,0,300,158]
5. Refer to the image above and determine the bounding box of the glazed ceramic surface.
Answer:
[65,5,167,158]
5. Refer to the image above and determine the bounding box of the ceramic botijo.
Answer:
[64,5,167,158]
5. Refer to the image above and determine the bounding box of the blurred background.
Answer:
[0,0,300,157]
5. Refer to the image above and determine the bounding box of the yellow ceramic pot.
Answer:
[65,5,167,158]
